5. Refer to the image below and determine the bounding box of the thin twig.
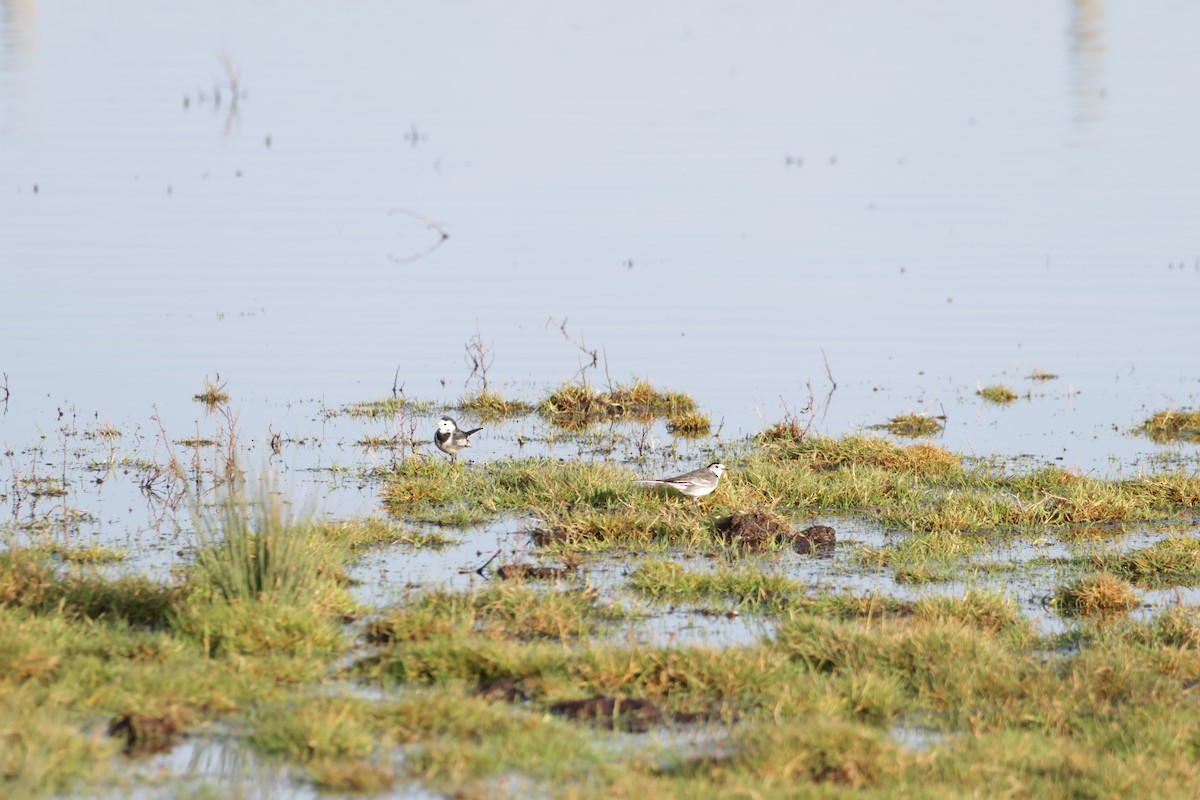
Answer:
[464,322,494,392]
[546,316,598,382]
[392,365,405,401]
[820,347,837,389]
[475,551,500,576]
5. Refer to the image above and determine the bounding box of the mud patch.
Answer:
[792,524,837,556]
[107,712,184,755]
[715,511,791,551]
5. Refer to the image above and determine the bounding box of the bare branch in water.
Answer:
[545,316,599,383]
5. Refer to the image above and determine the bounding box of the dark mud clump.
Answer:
[715,511,792,551]
[496,563,576,581]
[473,677,530,703]
[792,525,837,556]
[548,695,665,732]
[107,712,183,755]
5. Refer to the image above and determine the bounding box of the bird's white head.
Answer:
[437,417,457,434]
[707,463,727,478]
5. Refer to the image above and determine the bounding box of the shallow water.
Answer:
[2,0,1198,474]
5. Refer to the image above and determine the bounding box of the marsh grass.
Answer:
[13,421,1200,796]
[630,559,798,610]
[537,379,700,428]
[320,518,455,550]
[350,596,1200,797]
[857,531,993,584]
[533,505,714,552]
[1140,409,1200,443]
[735,434,1200,535]
[1053,574,1140,616]
[884,413,944,437]
[336,396,433,420]
[457,388,532,420]
[977,384,1019,403]
[193,374,229,407]
[41,543,126,564]
[1090,536,1200,587]
[369,583,629,645]
[190,488,345,609]
[666,409,712,436]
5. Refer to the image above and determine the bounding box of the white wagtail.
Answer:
[435,416,482,462]
[637,462,726,504]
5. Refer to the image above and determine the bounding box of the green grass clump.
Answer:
[630,560,798,610]
[736,434,1200,535]
[722,717,904,788]
[190,489,347,610]
[1053,574,1140,616]
[1140,409,1200,443]
[977,384,1019,403]
[667,409,712,436]
[381,456,638,521]
[537,379,699,428]
[370,584,626,645]
[885,413,944,437]
[336,395,433,420]
[1090,536,1200,587]
[193,374,229,407]
[0,550,178,627]
[41,543,126,564]
[534,505,712,552]
[318,518,453,550]
[250,694,385,761]
[858,531,992,584]
[756,433,963,477]
[457,388,532,421]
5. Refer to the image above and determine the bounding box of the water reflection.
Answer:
[1068,0,1107,131]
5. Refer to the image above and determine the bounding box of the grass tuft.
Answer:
[457,388,532,421]
[977,384,1019,403]
[1140,409,1200,443]
[537,379,699,428]
[193,374,229,407]
[1054,574,1140,616]
[667,409,712,436]
[190,487,344,608]
[885,413,944,437]
[1090,536,1200,587]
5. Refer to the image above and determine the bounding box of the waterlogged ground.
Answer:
[4,0,1200,796]
[3,380,1200,797]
